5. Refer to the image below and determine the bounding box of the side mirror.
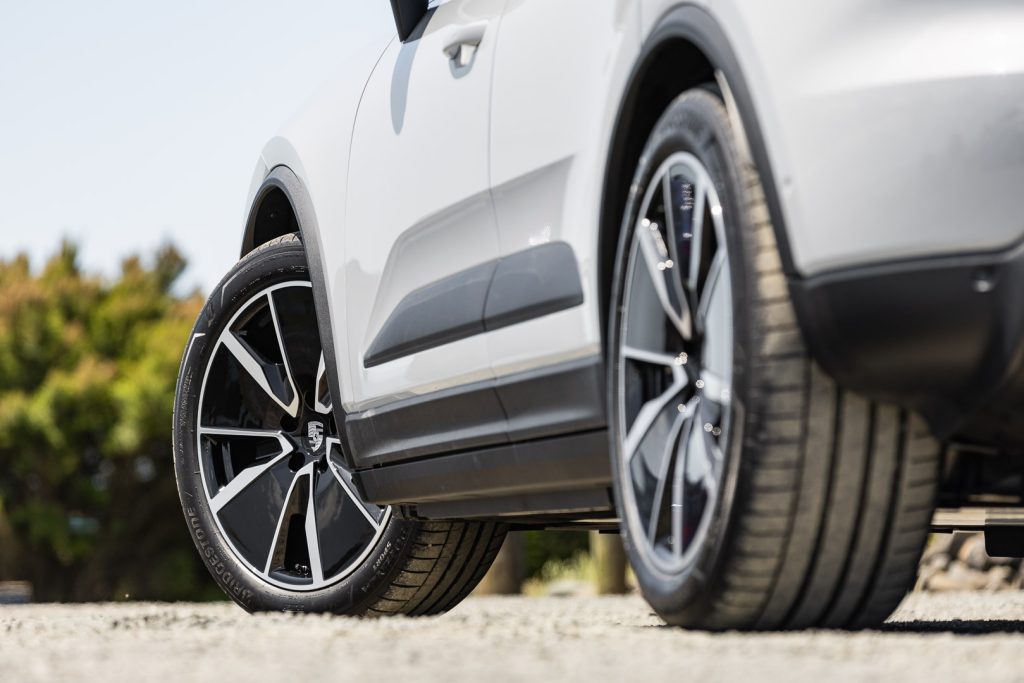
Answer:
[390,0,428,42]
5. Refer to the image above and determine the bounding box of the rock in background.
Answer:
[916,532,1023,592]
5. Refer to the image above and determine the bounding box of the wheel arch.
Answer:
[241,178,300,258]
[598,4,797,350]
[240,166,349,456]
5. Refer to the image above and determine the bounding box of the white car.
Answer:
[173,0,1024,629]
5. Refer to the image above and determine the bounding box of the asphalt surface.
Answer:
[1,593,1022,683]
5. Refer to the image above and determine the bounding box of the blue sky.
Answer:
[0,1,387,292]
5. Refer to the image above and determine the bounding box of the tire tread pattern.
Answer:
[366,521,508,617]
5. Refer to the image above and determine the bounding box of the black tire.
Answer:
[173,233,506,615]
[608,90,940,630]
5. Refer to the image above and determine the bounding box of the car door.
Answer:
[485,1,641,377]
[345,0,506,411]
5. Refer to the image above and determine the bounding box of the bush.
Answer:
[0,243,220,601]
[522,530,589,579]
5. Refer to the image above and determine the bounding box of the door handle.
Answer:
[439,21,488,68]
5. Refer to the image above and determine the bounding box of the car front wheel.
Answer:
[173,233,506,614]
[608,89,940,630]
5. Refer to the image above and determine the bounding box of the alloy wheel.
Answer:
[616,152,734,577]
[196,281,390,591]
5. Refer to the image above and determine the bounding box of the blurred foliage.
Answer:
[0,242,221,601]
[522,551,596,596]
[522,530,589,579]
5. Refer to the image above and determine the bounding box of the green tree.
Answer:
[0,242,219,601]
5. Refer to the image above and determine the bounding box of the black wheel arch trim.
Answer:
[240,166,353,463]
[644,4,798,276]
[599,3,798,347]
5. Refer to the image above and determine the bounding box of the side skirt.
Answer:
[345,355,607,467]
[353,430,614,519]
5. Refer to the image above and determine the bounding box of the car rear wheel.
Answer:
[173,233,506,614]
[608,89,940,630]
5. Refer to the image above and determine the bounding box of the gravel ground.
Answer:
[1,593,1022,683]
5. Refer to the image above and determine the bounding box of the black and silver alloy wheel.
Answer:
[196,281,390,591]
[617,151,732,577]
[174,233,507,614]
[610,90,939,631]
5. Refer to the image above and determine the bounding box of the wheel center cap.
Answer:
[306,420,325,452]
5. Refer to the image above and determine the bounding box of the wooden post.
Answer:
[475,532,525,595]
[590,531,628,595]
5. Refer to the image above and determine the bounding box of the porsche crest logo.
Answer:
[307,421,324,452]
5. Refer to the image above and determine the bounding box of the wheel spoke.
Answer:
[670,411,697,558]
[698,368,731,407]
[264,468,305,575]
[220,330,299,418]
[266,292,302,415]
[646,402,694,545]
[704,434,722,495]
[622,345,684,368]
[201,428,294,514]
[304,468,325,584]
[686,175,708,295]
[696,251,726,334]
[314,352,332,415]
[691,418,720,496]
[636,218,694,340]
[698,256,733,391]
[326,438,382,530]
[661,173,692,320]
[699,398,726,489]
[624,374,688,460]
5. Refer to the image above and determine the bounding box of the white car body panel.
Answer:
[484,0,640,376]
[250,4,395,410]
[715,0,1024,275]
[249,0,1024,410]
[641,0,709,36]
[344,0,506,411]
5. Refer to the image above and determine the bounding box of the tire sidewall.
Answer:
[608,91,754,625]
[172,236,419,613]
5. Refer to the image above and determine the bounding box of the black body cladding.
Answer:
[792,238,1024,447]
[363,241,584,368]
[346,355,606,467]
[355,430,611,509]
